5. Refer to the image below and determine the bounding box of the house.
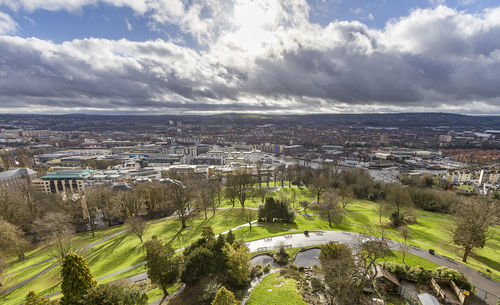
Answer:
[375,266,401,294]
[0,168,38,191]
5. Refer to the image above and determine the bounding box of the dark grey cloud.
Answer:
[0,4,500,114]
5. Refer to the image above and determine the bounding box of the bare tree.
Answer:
[234,172,254,209]
[35,212,76,264]
[337,183,353,210]
[451,197,497,262]
[224,175,239,208]
[126,216,148,243]
[196,179,213,219]
[243,209,256,232]
[0,219,28,261]
[116,191,145,218]
[386,184,413,227]
[319,190,343,228]
[167,176,195,229]
[212,177,223,216]
[398,226,411,264]
[319,234,388,305]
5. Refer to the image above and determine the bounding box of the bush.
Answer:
[78,283,148,305]
[384,263,472,290]
[250,265,263,280]
[298,266,305,272]
[310,277,324,291]
[263,264,271,274]
[406,266,432,283]
[383,262,410,280]
[432,267,472,291]
[274,245,290,266]
[198,279,221,305]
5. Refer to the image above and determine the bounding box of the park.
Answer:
[1,175,499,305]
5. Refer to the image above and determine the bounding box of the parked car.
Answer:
[428,249,435,255]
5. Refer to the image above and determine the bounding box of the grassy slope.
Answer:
[2,188,499,304]
[247,272,306,305]
[0,209,251,305]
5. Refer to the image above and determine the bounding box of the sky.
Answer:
[0,0,500,115]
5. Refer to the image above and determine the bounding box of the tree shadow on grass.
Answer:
[470,253,500,272]
[85,233,144,277]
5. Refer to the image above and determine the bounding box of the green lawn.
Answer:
[246,272,306,305]
[2,193,499,305]
[378,250,440,270]
[0,209,252,305]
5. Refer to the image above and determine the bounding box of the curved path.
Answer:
[0,216,171,297]
[244,231,500,304]
[3,210,498,304]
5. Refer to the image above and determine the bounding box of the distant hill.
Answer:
[1,113,499,131]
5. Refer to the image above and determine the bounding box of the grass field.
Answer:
[1,187,499,305]
[246,272,306,305]
[378,250,440,270]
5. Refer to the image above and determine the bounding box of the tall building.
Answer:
[33,169,93,194]
[0,168,38,191]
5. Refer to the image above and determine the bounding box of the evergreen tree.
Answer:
[226,230,235,245]
[60,253,97,305]
[144,236,182,296]
[211,286,238,305]
[223,243,251,287]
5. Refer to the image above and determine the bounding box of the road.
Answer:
[3,210,498,305]
[245,230,500,305]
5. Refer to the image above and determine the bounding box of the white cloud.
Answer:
[1,3,500,113]
[125,18,132,31]
[0,11,17,34]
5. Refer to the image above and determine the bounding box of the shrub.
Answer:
[383,262,410,280]
[432,267,472,291]
[274,245,290,266]
[250,265,263,280]
[298,266,305,272]
[310,277,324,291]
[384,263,472,291]
[77,283,148,305]
[406,266,431,283]
[263,264,271,274]
[198,279,221,305]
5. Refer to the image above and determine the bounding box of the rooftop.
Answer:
[417,293,440,305]
[0,168,37,181]
[42,169,94,180]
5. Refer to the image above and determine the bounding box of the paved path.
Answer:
[0,216,172,297]
[244,231,500,305]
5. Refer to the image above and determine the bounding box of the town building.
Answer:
[0,168,38,191]
[33,169,93,194]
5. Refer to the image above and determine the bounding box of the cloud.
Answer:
[0,3,500,114]
[0,11,17,34]
[125,18,132,31]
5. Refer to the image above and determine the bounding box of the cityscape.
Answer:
[0,1,500,305]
